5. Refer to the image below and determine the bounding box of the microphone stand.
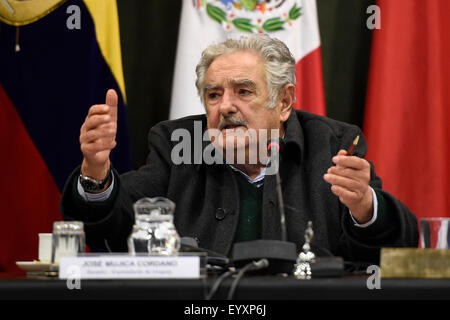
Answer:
[274,154,287,242]
[231,140,297,274]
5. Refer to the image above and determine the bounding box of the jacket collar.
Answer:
[281,108,304,162]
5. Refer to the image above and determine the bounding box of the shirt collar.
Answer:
[228,165,266,187]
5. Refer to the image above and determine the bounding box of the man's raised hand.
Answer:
[80,89,118,180]
[323,149,374,224]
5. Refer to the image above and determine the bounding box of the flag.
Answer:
[364,0,450,221]
[0,0,131,277]
[170,0,326,119]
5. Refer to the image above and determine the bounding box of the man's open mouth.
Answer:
[222,124,245,130]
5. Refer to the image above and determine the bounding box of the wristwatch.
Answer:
[79,168,112,193]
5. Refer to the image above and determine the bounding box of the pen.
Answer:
[347,135,360,156]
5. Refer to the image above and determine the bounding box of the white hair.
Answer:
[195,34,296,109]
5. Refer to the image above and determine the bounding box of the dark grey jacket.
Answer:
[61,109,419,263]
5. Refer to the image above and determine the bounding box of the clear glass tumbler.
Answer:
[52,221,86,263]
[420,218,450,249]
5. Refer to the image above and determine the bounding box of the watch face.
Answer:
[80,176,102,192]
[79,169,111,192]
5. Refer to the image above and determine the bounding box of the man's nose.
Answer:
[219,90,238,116]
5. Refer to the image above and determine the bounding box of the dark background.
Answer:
[117,0,375,169]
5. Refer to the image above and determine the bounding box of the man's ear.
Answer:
[279,84,295,122]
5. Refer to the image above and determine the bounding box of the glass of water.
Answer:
[128,197,180,255]
[52,221,86,263]
[420,218,450,249]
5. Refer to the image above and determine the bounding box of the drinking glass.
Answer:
[420,218,450,249]
[52,221,86,263]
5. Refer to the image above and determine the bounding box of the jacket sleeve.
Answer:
[60,126,172,252]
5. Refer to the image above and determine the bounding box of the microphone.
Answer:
[267,139,287,242]
[266,139,282,177]
[231,138,297,274]
[267,139,281,172]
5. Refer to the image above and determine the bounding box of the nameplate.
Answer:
[59,255,201,279]
[380,248,450,278]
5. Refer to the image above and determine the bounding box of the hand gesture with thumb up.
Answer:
[80,89,118,181]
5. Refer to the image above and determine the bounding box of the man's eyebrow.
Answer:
[205,84,220,91]
[230,79,256,89]
[204,79,256,91]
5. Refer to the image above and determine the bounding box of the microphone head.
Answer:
[267,139,281,155]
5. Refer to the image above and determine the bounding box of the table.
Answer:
[1,276,450,300]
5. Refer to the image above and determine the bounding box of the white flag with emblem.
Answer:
[170,0,326,120]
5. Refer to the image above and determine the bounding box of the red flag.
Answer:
[0,85,61,277]
[364,0,450,220]
[293,46,326,115]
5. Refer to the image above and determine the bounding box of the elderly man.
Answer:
[61,34,418,263]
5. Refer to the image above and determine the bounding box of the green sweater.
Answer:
[231,170,391,244]
[232,171,263,243]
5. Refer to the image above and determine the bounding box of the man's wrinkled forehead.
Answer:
[205,50,265,79]
[204,78,257,91]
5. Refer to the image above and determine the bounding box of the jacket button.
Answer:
[215,208,228,220]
